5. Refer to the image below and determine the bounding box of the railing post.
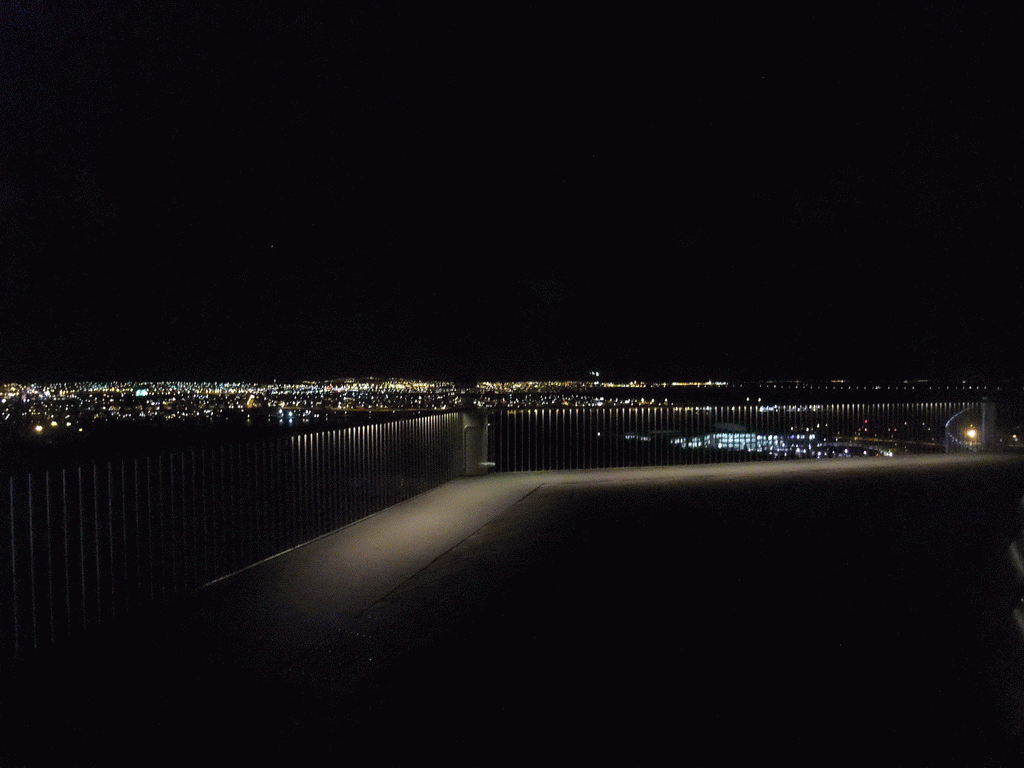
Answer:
[982,397,998,451]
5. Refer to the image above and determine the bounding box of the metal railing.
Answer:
[5,397,1021,666]
[487,402,978,472]
[1,411,467,665]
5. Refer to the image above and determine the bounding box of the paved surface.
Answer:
[4,455,1024,766]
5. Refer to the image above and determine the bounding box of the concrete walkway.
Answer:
[5,455,1024,765]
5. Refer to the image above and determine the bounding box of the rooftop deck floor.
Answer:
[5,455,1024,765]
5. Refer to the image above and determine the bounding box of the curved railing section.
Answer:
[945,404,983,452]
[945,400,1024,453]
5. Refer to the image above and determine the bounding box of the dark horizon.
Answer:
[3,5,1020,385]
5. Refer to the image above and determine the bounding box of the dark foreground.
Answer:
[4,457,1024,766]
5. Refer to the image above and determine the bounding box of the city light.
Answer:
[0,379,1017,446]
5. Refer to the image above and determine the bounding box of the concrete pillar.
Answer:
[461,407,494,475]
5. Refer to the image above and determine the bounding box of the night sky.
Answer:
[2,3,1020,384]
